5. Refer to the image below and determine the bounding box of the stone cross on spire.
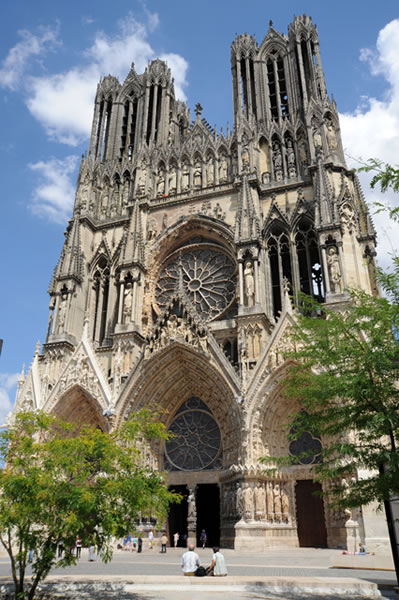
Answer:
[195,102,203,119]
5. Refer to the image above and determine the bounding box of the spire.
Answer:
[122,201,144,266]
[235,175,261,242]
[56,215,84,283]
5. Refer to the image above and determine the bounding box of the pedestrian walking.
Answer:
[148,529,154,549]
[200,529,207,549]
[137,536,143,553]
[161,534,168,553]
[173,532,179,548]
[75,536,82,559]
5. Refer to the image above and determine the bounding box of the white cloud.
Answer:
[0,25,60,91]
[25,13,189,146]
[160,53,189,101]
[339,18,399,270]
[0,373,19,427]
[27,66,99,145]
[28,155,79,223]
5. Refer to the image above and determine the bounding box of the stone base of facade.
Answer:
[232,520,298,551]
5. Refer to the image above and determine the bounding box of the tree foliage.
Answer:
[0,410,179,600]
[270,289,399,512]
[358,157,399,222]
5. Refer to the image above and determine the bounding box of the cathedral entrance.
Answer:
[196,483,220,547]
[168,485,188,547]
[295,480,327,547]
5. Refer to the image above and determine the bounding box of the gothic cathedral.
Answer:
[13,16,386,551]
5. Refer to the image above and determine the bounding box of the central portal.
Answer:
[165,397,223,547]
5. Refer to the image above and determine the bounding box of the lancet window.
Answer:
[120,94,138,159]
[95,97,113,160]
[266,51,289,122]
[92,257,110,345]
[239,55,257,119]
[266,220,324,318]
[146,83,163,145]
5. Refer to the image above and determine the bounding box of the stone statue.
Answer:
[266,481,274,520]
[273,142,283,181]
[273,482,282,521]
[123,283,133,323]
[326,119,337,151]
[281,482,289,521]
[206,156,214,185]
[243,483,254,521]
[241,146,250,171]
[244,260,255,307]
[327,246,343,293]
[157,171,165,197]
[182,162,189,191]
[286,139,296,166]
[194,163,202,188]
[147,218,157,241]
[188,489,196,519]
[313,126,322,150]
[137,162,146,195]
[255,482,266,520]
[57,292,68,334]
[298,138,309,174]
[168,168,177,194]
[219,157,228,183]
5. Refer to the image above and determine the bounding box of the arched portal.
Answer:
[117,343,242,547]
[50,385,109,431]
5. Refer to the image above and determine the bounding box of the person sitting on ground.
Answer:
[207,546,227,576]
[181,543,200,576]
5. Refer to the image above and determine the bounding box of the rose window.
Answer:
[155,244,236,320]
[164,397,222,471]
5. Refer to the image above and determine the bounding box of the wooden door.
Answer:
[295,480,327,547]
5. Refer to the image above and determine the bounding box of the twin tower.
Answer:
[14,16,383,551]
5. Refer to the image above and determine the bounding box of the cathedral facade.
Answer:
[14,15,386,550]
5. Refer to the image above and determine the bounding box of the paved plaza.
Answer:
[0,547,396,599]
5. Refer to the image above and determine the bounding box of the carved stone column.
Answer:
[187,485,197,547]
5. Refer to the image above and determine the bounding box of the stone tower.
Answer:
[13,15,385,551]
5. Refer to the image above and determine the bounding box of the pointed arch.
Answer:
[50,384,109,431]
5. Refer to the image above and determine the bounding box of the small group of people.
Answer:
[122,534,143,553]
[181,544,227,577]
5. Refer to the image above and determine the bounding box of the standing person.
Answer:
[207,547,227,576]
[137,536,143,553]
[173,532,179,548]
[148,530,154,550]
[200,529,207,549]
[161,534,168,553]
[75,536,82,559]
[132,536,137,550]
[181,543,200,576]
[88,545,96,562]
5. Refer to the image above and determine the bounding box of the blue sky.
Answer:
[1,0,399,421]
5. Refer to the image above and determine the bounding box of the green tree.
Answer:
[358,158,399,222]
[0,410,178,600]
[268,288,399,582]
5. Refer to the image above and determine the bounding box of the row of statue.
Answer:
[222,481,291,522]
[144,313,208,359]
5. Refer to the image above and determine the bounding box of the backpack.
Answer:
[195,566,207,577]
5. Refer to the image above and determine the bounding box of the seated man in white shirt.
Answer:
[208,546,227,576]
[181,543,200,576]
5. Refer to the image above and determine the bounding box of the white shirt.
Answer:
[181,550,199,573]
[213,551,227,576]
